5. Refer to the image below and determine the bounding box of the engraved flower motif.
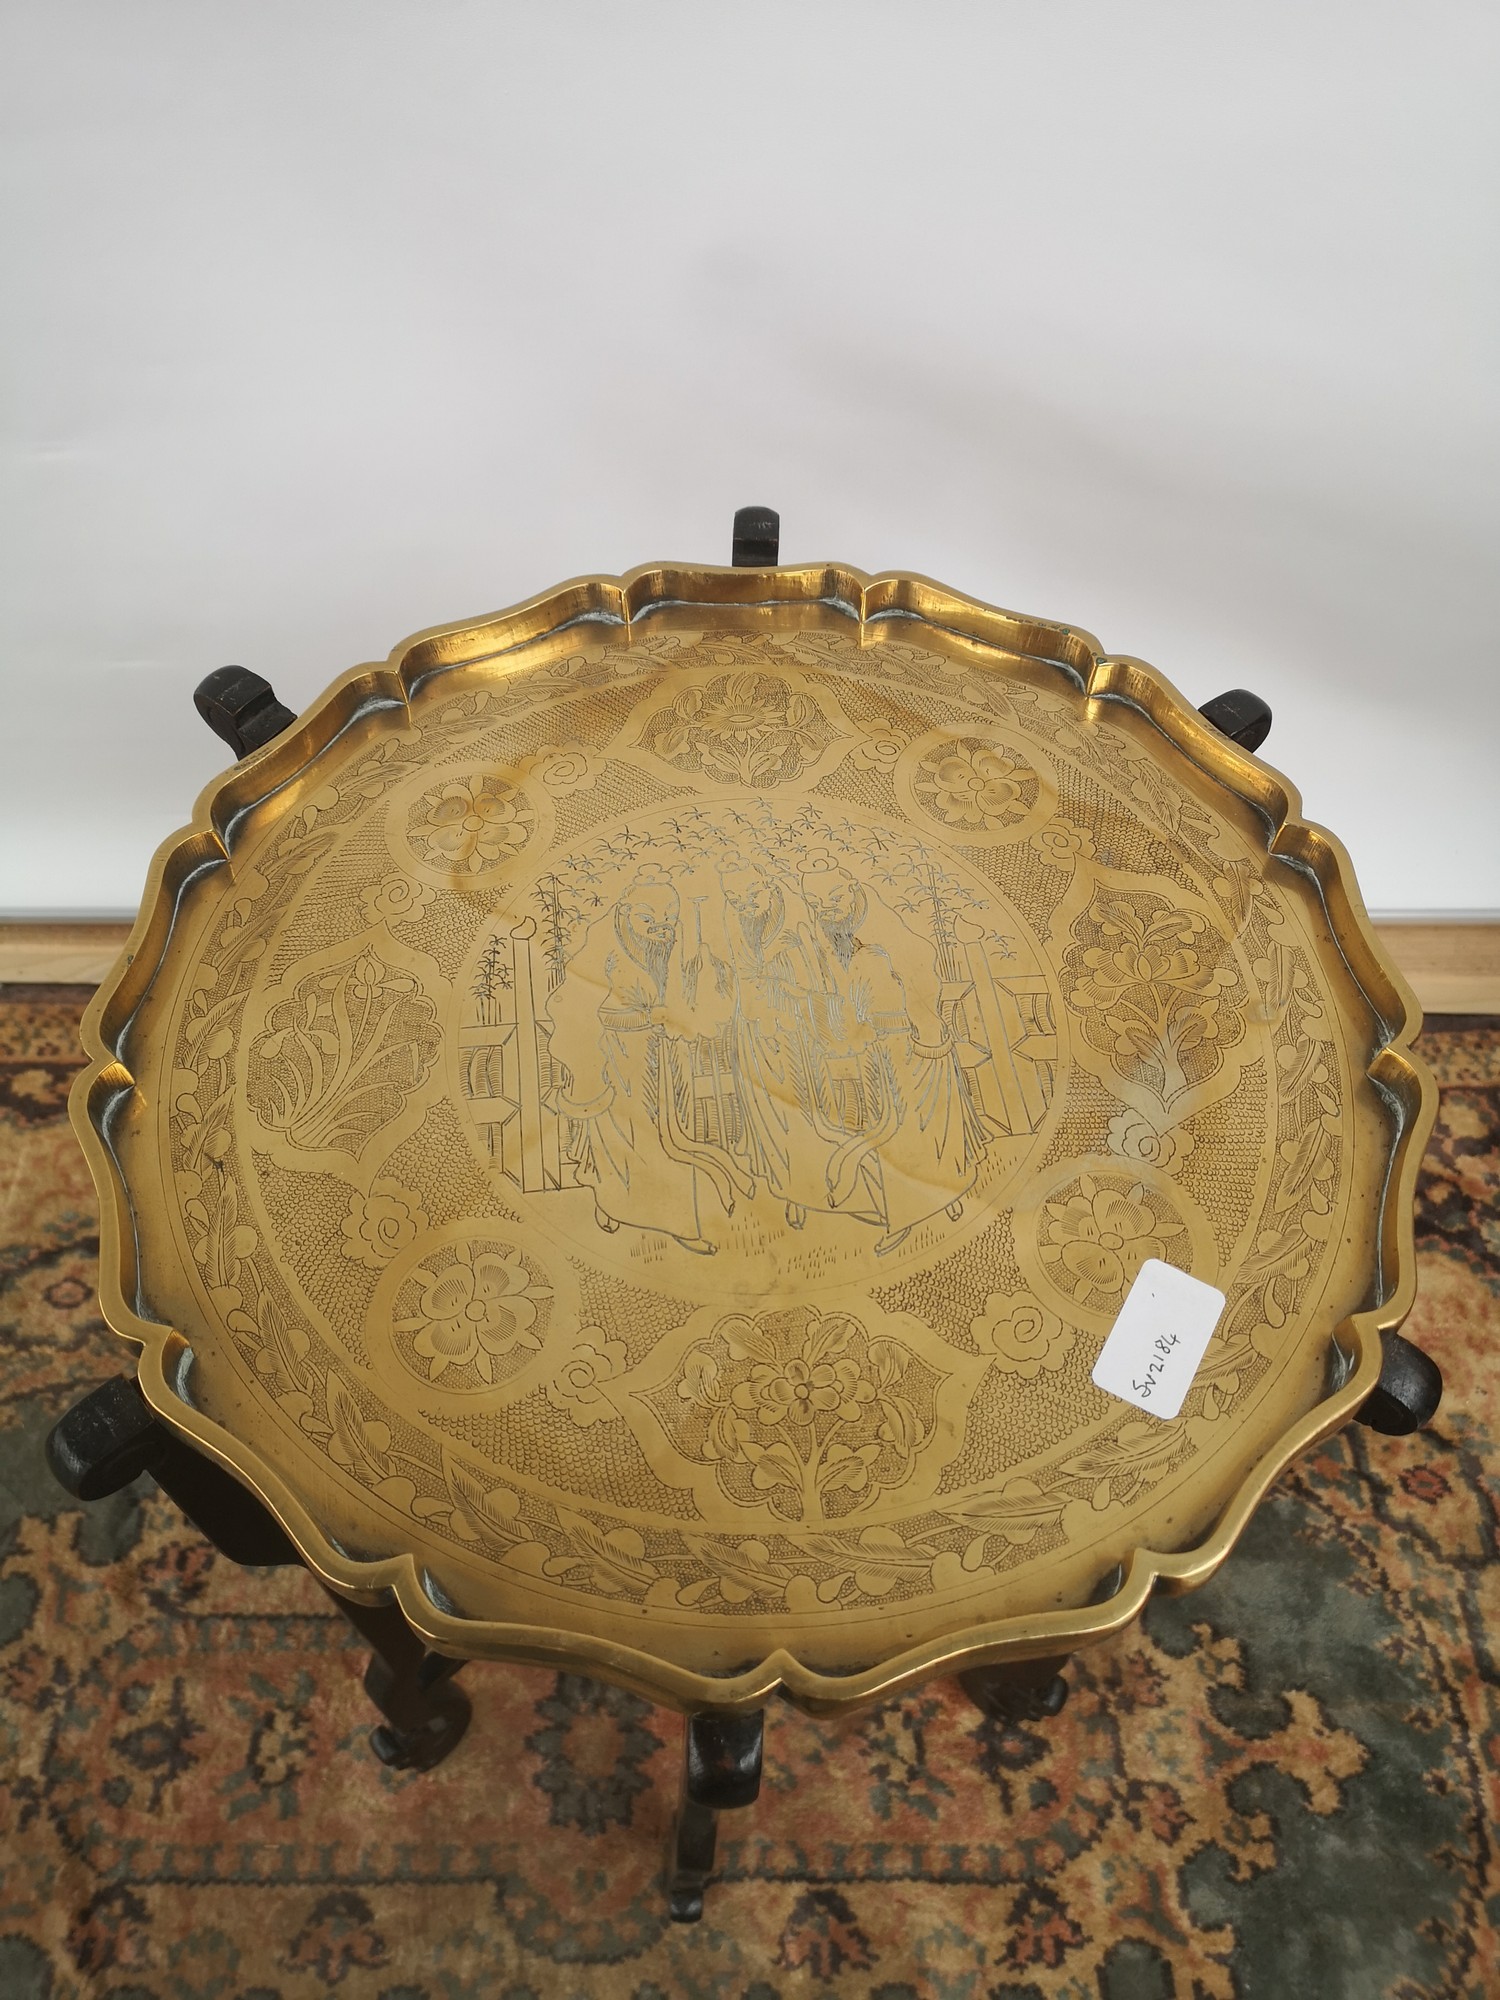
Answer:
[531,742,604,796]
[917,742,1028,829]
[849,717,909,771]
[246,947,441,1160]
[1106,1111,1194,1176]
[731,1354,877,1429]
[396,1241,546,1382]
[659,1308,930,1523]
[1062,894,1241,1110]
[359,873,435,927]
[411,776,532,873]
[1068,909,1225,1017]
[640,672,838,785]
[972,1295,1075,1379]
[1042,1177,1185,1303]
[703,682,784,738]
[546,1330,627,1426]
[1035,820,1095,866]
[347,951,415,1005]
[340,1184,428,1269]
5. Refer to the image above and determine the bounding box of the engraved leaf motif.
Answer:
[1060,1417,1189,1499]
[852,1565,903,1598]
[325,1373,393,1486]
[546,1510,657,1597]
[1275,1120,1335,1214]
[185,1173,258,1293]
[816,1440,883,1497]
[681,1533,794,1607]
[246,949,441,1157]
[945,1476,1065,1546]
[227,1289,310,1395]
[442,1452,526,1547]
[741,1436,806,1496]
[799,1524,936,1599]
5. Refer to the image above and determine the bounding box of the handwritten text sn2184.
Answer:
[1091,1262,1225,1421]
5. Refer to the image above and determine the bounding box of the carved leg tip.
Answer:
[958,1666,1069,1724]
[1036,1674,1069,1719]
[368,1693,472,1772]
[1355,1330,1443,1436]
[369,1724,406,1767]
[669,1888,705,1924]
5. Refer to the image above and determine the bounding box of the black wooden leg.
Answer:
[326,1592,471,1772]
[194,664,297,755]
[959,1654,1071,1724]
[1199,687,1272,753]
[731,504,779,567]
[49,1380,471,1770]
[1354,1328,1443,1436]
[46,1376,301,1565]
[669,1710,764,1923]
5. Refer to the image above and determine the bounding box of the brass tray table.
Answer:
[50,508,1439,1922]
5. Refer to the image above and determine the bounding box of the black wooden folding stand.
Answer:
[46,507,1443,1922]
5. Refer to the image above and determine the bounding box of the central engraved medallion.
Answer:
[452,797,1062,1294]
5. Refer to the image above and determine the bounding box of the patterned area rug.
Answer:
[1,986,1496,2000]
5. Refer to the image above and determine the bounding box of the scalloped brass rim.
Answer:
[71,561,1436,1715]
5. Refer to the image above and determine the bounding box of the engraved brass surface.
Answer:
[74,564,1433,1714]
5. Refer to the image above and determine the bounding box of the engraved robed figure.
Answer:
[547,866,744,1254]
[794,858,989,1252]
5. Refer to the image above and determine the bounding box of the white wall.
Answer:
[3,1,1496,917]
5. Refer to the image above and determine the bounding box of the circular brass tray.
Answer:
[75,563,1432,1713]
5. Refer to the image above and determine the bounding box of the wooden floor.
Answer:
[2,918,1497,1014]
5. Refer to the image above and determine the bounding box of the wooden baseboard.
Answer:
[0,922,134,985]
[1369,922,1500,1016]
[2,918,1498,1014]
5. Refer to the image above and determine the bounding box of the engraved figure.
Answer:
[546,869,747,1252]
[713,861,831,1229]
[797,863,990,1253]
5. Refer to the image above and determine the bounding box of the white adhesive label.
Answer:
[1090,1258,1226,1419]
